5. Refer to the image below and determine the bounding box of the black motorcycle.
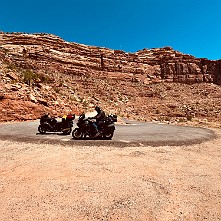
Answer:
[38,114,75,135]
[72,113,117,140]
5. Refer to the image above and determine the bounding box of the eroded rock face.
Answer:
[0,33,220,85]
[0,32,220,124]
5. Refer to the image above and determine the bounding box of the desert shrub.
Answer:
[178,117,187,122]
[22,70,37,85]
[186,115,193,121]
[6,63,18,71]
[37,73,52,84]
[22,70,53,85]
[54,87,61,94]
[164,116,171,122]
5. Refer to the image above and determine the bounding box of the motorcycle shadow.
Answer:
[36,132,68,136]
[72,136,111,141]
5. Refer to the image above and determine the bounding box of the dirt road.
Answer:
[0,128,221,220]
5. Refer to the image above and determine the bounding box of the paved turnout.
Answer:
[0,119,216,147]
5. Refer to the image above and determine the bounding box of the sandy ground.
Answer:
[0,129,221,221]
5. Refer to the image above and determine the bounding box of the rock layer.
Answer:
[0,32,220,125]
[0,33,220,85]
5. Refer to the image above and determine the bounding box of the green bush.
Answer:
[22,70,52,85]
[22,70,37,85]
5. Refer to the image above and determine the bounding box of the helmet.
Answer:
[95,106,101,112]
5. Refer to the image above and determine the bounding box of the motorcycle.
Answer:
[72,113,117,140]
[38,114,75,135]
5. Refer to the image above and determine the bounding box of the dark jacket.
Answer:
[94,109,105,122]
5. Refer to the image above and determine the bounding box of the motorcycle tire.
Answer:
[38,124,47,134]
[72,128,83,139]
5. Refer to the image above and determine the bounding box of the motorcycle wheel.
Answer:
[104,131,114,140]
[38,125,47,134]
[72,128,83,139]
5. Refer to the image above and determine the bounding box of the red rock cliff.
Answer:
[0,33,220,85]
[0,33,220,125]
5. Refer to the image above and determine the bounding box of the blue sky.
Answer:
[0,0,220,60]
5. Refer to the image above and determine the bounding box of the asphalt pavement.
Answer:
[0,119,216,147]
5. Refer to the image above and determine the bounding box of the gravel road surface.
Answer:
[0,128,221,220]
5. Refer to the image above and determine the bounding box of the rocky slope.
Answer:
[0,32,220,126]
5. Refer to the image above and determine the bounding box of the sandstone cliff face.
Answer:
[0,33,220,85]
[0,32,220,125]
